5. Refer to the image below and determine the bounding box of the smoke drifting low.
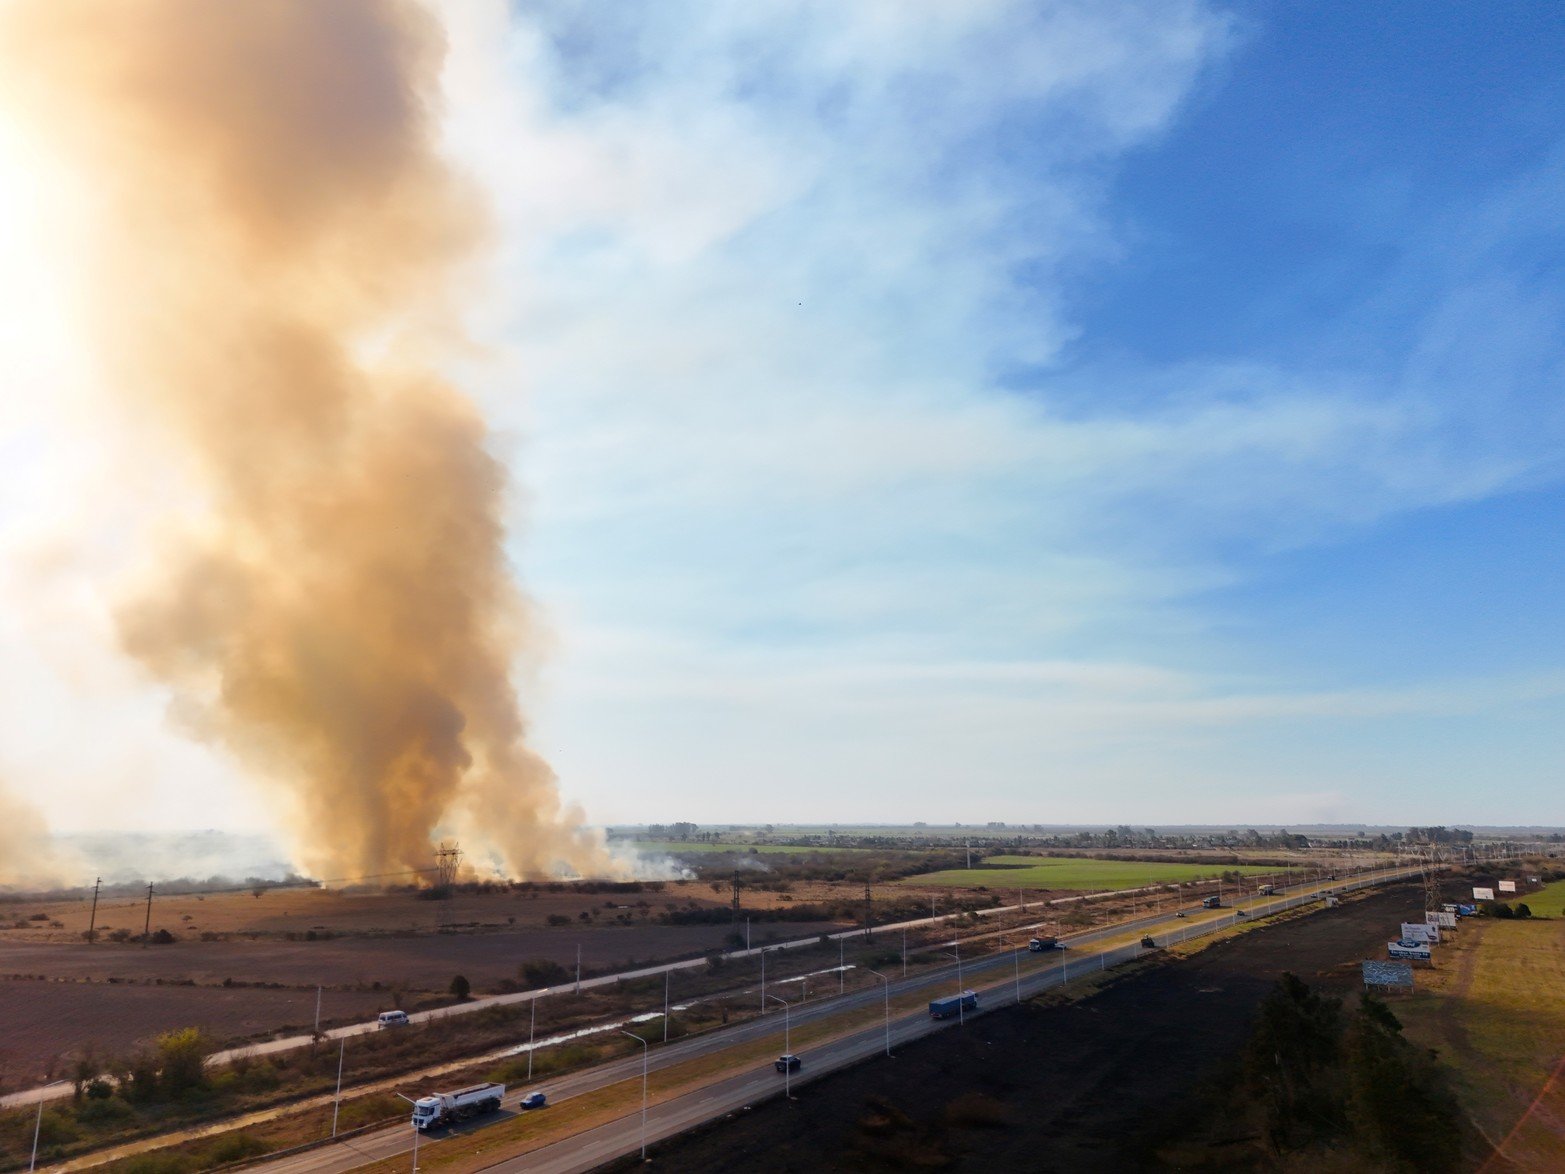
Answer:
[0,781,63,889]
[0,1,608,881]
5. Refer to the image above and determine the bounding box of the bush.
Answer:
[450,974,471,1000]
[156,1028,211,1098]
[545,914,571,927]
[201,1132,272,1164]
[77,1095,135,1126]
[86,1079,114,1100]
[1515,903,1532,919]
[520,958,570,988]
[34,1109,79,1146]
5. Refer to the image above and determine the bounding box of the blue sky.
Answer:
[2,0,1562,836]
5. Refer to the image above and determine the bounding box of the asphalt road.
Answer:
[243,867,1421,1174]
[2,863,1325,1114]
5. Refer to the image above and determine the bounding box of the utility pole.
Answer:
[863,884,873,939]
[141,883,154,946]
[575,944,581,994]
[87,877,101,944]
[731,872,741,922]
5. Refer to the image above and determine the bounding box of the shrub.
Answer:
[1515,903,1532,919]
[156,1028,211,1098]
[77,1095,134,1126]
[450,974,471,1000]
[201,1132,272,1164]
[520,959,570,987]
[545,914,570,927]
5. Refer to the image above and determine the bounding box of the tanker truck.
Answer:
[410,1082,506,1131]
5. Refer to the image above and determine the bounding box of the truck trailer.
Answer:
[411,1082,506,1131]
[929,990,979,1020]
[1028,936,1059,951]
[1202,895,1222,909]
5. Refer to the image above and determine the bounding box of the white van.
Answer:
[378,1010,410,1028]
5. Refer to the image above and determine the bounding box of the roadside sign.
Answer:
[1401,922,1437,944]
[1388,940,1431,962]
[1363,960,1415,989]
[1473,887,1495,901]
[1497,880,1517,893]
[1426,910,1457,929]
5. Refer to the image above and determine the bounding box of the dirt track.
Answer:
[621,882,1426,1173]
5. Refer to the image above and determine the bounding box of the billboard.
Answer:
[1473,887,1495,901]
[1426,910,1457,928]
[1388,940,1431,962]
[1363,960,1415,989]
[1401,922,1437,944]
[1498,880,1517,893]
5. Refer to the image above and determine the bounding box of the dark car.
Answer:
[520,1092,547,1110]
[775,1054,801,1073]
[1140,935,1157,949]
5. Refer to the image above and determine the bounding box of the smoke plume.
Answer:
[0,780,63,889]
[0,1,608,880]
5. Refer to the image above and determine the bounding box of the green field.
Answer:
[1508,877,1565,916]
[901,855,1276,891]
[616,841,884,856]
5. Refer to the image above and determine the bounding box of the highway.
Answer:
[1,860,1342,1114]
[241,866,1422,1174]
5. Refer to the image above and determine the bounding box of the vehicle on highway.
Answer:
[1140,935,1157,948]
[1235,909,1248,918]
[411,1082,506,1131]
[1202,895,1222,909]
[928,990,979,1020]
[1027,936,1059,951]
[1257,883,1275,896]
[774,1054,801,1073]
[520,1092,548,1110]
[377,1010,410,1028]
[1175,910,1187,918]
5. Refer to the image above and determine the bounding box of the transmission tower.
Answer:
[1422,842,1443,915]
[434,841,462,931]
[863,884,873,940]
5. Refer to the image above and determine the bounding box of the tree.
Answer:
[449,974,471,1001]
[1343,994,1461,1171]
[1243,973,1345,1151]
[155,1028,210,1098]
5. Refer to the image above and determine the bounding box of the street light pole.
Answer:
[839,938,845,995]
[866,970,892,1056]
[620,1031,649,1160]
[765,993,793,1099]
[527,992,540,1082]
[394,1093,421,1173]
[664,969,671,1043]
[942,941,966,1026]
[331,1038,345,1138]
[760,948,766,1014]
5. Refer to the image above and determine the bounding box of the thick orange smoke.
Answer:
[0,1,608,880]
[0,780,61,888]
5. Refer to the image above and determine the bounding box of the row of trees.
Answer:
[1242,974,1461,1169]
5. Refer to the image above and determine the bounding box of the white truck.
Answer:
[411,1082,506,1131]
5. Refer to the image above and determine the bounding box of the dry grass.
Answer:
[1398,916,1565,1171]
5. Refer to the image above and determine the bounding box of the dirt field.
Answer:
[0,981,388,1088]
[617,881,1426,1173]
[0,883,843,1088]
